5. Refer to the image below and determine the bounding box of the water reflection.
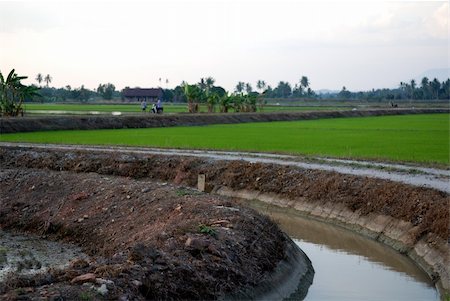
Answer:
[246,201,438,301]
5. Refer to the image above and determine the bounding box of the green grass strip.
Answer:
[1,114,448,164]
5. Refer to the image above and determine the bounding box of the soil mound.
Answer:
[1,108,448,133]
[0,168,308,300]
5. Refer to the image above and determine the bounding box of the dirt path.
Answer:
[1,142,448,193]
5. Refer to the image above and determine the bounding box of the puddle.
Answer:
[247,202,439,301]
[0,230,88,282]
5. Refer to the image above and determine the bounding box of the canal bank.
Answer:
[217,187,449,298]
[0,145,448,299]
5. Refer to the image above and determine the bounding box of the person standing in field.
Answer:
[141,100,147,112]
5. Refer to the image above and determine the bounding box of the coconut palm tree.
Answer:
[36,73,43,87]
[205,77,215,90]
[421,77,430,99]
[256,80,266,93]
[410,79,416,99]
[235,82,245,93]
[245,83,252,94]
[300,76,309,91]
[430,78,441,100]
[44,74,52,87]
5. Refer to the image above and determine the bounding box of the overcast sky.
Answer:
[0,0,448,92]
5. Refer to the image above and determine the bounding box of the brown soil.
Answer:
[1,146,448,243]
[0,168,287,300]
[1,145,448,299]
[1,108,448,133]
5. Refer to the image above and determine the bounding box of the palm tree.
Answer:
[198,78,207,91]
[44,74,52,87]
[430,78,441,100]
[300,76,309,91]
[421,77,430,99]
[256,80,267,111]
[36,73,43,87]
[245,83,252,94]
[205,77,215,90]
[409,79,416,100]
[235,82,245,93]
[256,80,266,93]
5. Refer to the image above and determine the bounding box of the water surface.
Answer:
[247,202,438,301]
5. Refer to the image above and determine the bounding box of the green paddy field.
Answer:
[1,114,448,164]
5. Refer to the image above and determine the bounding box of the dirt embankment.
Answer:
[0,166,313,300]
[1,147,447,242]
[0,146,448,295]
[1,108,448,133]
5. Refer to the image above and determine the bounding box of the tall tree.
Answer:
[421,77,430,99]
[44,74,52,87]
[430,78,441,100]
[235,81,245,93]
[410,79,416,99]
[198,78,207,91]
[97,83,116,100]
[256,80,267,111]
[245,83,252,94]
[205,77,215,90]
[338,86,351,99]
[300,76,309,91]
[256,80,266,93]
[273,81,292,98]
[35,73,43,87]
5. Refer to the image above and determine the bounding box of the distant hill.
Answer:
[316,89,339,95]
[416,68,450,82]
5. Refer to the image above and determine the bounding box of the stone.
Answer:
[71,273,97,284]
[198,174,206,192]
[97,283,108,296]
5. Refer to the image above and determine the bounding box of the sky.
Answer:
[0,0,448,92]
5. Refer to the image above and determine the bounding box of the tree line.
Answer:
[1,69,449,116]
[31,74,450,103]
[334,78,450,101]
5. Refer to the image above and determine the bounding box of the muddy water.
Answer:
[247,201,438,301]
[0,230,88,282]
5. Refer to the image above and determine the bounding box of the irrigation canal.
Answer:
[247,200,438,300]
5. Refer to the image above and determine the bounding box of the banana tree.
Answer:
[183,83,203,113]
[206,92,219,113]
[219,94,233,113]
[0,69,40,116]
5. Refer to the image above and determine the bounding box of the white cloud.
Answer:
[424,2,449,39]
[0,0,448,91]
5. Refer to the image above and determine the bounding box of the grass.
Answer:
[23,103,347,114]
[1,114,448,164]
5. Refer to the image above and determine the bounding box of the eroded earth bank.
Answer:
[0,145,449,299]
[0,149,314,300]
